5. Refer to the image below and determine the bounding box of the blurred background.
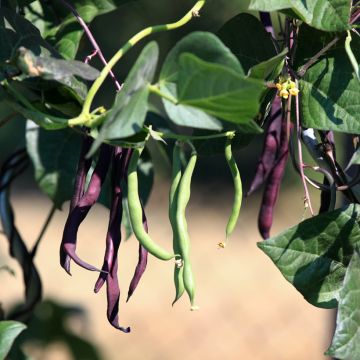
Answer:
[1,0,335,359]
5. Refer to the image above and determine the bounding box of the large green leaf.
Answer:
[248,0,351,32]
[327,250,360,359]
[258,204,360,309]
[177,53,265,127]
[26,122,83,208]
[159,31,244,131]
[296,26,360,134]
[217,13,277,75]
[89,42,158,156]
[53,0,138,59]
[0,320,27,360]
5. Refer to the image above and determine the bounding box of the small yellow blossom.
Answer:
[275,83,282,91]
[289,88,300,96]
[279,89,289,99]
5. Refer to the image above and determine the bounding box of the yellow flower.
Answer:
[279,89,289,99]
[289,87,299,96]
[289,81,296,89]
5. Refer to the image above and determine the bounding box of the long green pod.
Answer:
[169,143,185,305]
[224,137,243,243]
[127,147,174,261]
[176,150,198,310]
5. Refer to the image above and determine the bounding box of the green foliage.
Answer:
[327,249,360,359]
[0,320,26,359]
[249,0,351,32]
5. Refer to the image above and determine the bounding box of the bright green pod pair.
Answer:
[170,143,198,310]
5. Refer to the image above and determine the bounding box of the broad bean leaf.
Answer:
[249,49,287,80]
[217,13,278,75]
[327,250,360,360]
[177,54,265,128]
[0,321,27,360]
[53,0,138,59]
[258,204,360,309]
[296,26,360,134]
[248,0,351,32]
[26,122,83,208]
[159,31,244,131]
[89,42,159,156]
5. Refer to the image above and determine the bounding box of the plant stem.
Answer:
[58,0,122,91]
[345,30,360,80]
[76,0,206,121]
[31,204,57,258]
[295,83,314,216]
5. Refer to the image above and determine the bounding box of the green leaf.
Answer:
[249,48,287,80]
[258,204,360,309]
[26,122,83,208]
[177,53,265,128]
[347,148,360,168]
[89,42,159,156]
[0,320,27,360]
[53,0,138,59]
[0,7,55,65]
[160,31,244,131]
[217,13,278,75]
[326,249,360,359]
[297,27,360,134]
[249,0,351,32]
[15,47,99,81]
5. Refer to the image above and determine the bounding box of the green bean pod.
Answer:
[169,143,185,305]
[224,137,243,241]
[176,150,198,310]
[127,147,174,261]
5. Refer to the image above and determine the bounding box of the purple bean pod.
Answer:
[60,135,93,272]
[247,101,282,196]
[258,114,290,240]
[126,210,149,302]
[60,144,112,274]
[94,147,124,292]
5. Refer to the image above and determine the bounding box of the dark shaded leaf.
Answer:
[0,321,26,359]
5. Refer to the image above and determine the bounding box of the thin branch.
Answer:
[31,205,57,258]
[295,85,314,216]
[58,0,121,91]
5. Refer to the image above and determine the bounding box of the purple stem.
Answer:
[59,0,121,91]
[259,11,275,37]
[60,144,113,274]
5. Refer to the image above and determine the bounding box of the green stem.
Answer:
[148,84,178,104]
[146,128,235,141]
[73,0,206,123]
[345,30,360,81]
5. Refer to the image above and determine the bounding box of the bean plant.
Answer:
[0,0,360,358]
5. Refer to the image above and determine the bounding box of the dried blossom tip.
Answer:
[175,259,183,268]
[217,242,226,249]
[190,305,200,311]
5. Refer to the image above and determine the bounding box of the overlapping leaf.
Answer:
[177,54,265,128]
[89,42,159,156]
[258,204,360,308]
[296,26,360,134]
[159,31,244,131]
[249,0,351,32]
